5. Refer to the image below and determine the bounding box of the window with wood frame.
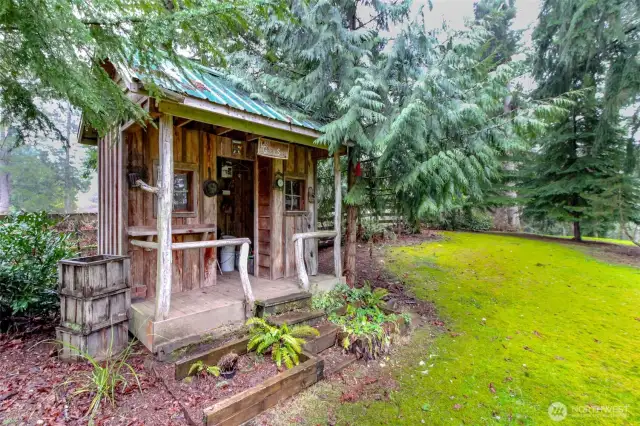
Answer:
[284,179,305,212]
[154,162,198,217]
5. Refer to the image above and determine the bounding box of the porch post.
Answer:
[333,151,342,279]
[155,114,174,321]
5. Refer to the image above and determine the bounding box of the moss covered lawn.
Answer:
[334,232,640,424]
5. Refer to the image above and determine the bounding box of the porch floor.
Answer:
[129,272,341,356]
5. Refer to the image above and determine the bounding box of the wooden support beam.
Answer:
[215,126,233,136]
[176,118,193,128]
[156,114,174,321]
[333,151,342,279]
[246,133,260,141]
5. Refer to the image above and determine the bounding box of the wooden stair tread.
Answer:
[255,292,312,307]
[267,310,325,327]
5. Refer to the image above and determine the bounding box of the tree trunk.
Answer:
[64,104,73,213]
[344,157,357,286]
[572,221,582,241]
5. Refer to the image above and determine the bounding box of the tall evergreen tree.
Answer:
[473,0,523,231]
[525,0,640,240]
[0,0,282,141]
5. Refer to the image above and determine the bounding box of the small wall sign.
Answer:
[257,138,289,160]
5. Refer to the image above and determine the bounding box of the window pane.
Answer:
[173,173,189,211]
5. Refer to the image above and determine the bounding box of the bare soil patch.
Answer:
[0,330,279,426]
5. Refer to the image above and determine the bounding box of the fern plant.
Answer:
[245,317,319,369]
[188,360,220,377]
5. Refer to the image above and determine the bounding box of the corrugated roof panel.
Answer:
[131,59,323,133]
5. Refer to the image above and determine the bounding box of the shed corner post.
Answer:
[155,114,174,321]
[333,151,342,279]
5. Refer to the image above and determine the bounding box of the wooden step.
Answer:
[303,324,339,354]
[254,291,312,317]
[267,310,325,327]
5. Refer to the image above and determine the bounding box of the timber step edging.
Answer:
[303,324,339,354]
[267,310,325,327]
[254,292,313,317]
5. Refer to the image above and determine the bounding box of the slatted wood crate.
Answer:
[56,321,129,362]
[57,255,131,362]
[60,288,130,334]
[59,255,130,298]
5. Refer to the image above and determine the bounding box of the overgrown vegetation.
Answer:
[245,317,319,369]
[313,283,409,361]
[0,211,77,322]
[64,340,141,425]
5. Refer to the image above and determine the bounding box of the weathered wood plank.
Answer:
[175,337,250,380]
[271,159,284,280]
[155,114,174,321]
[202,132,218,287]
[305,151,318,275]
[203,353,322,426]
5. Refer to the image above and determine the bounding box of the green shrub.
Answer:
[0,211,77,318]
[315,282,409,360]
[426,208,492,231]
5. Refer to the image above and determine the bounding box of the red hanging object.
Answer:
[354,162,362,177]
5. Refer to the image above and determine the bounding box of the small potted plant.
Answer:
[217,352,239,379]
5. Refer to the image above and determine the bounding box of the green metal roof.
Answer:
[130,60,323,133]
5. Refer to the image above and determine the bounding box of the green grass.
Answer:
[334,232,640,425]
[544,234,637,246]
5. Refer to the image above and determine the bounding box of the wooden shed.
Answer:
[79,59,344,356]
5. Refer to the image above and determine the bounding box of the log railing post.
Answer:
[295,238,309,291]
[333,151,342,279]
[238,241,255,317]
[155,114,173,321]
[292,231,338,291]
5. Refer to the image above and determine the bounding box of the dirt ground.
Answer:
[0,230,441,426]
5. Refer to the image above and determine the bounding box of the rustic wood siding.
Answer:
[125,127,221,299]
[98,130,125,256]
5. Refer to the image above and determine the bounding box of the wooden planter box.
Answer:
[57,254,131,362]
[56,321,129,362]
[60,288,130,334]
[175,338,324,426]
[59,255,130,298]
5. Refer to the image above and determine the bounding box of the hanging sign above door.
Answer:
[257,138,290,160]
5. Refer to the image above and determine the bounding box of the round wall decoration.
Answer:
[203,180,219,197]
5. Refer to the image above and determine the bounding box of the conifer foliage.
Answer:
[525,0,640,240]
[0,0,281,139]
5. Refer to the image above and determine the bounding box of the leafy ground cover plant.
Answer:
[0,211,77,322]
[188,360,221,377]
[63,339,141,425]
[245,317,319,369]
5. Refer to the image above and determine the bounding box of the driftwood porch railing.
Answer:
[292,151,343,292]
[292,231,338,291]
[130,237,254,319]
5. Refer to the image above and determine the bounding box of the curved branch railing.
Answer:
[130,237,254,317]
[292,231,338,291]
